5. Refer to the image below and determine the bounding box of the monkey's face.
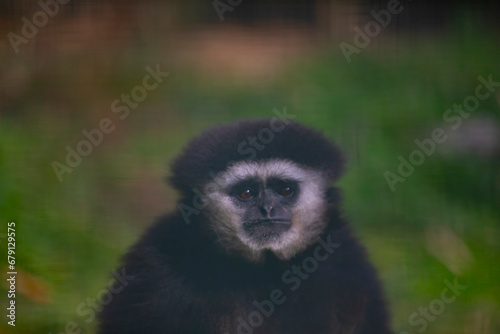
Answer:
[203,159,329,261]
[230,176,297,243]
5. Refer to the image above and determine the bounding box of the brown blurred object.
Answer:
[3,267,52,304]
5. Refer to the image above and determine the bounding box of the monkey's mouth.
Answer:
[256,219,291,225]
[245,219,292,227]
[243,219,292,240]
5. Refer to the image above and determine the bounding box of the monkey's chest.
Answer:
[209,277,365,334]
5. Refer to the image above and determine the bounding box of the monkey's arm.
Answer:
[98,216,217,334]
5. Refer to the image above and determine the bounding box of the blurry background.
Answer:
[1,0,499,333]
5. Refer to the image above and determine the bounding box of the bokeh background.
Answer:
[1,0,499,333]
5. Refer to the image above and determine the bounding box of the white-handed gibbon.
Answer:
[98,119,393,334]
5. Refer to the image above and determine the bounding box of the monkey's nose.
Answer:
[258,193,275,216]
[258,203,274,216]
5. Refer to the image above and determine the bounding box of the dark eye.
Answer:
[278,186,294,197]
[238,189,254,200]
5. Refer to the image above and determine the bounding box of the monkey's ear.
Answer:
[324,144,345,182]
[326,187,342,204]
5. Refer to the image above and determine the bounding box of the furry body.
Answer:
[98,120,393,334]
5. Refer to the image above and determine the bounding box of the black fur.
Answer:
[98,120,392,334]
[170,119,344,197]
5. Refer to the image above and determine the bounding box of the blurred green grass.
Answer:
[1,23,499,333]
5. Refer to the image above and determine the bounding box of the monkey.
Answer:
[98,119,393,334]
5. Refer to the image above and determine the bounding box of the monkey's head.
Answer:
[171,119,344,262]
